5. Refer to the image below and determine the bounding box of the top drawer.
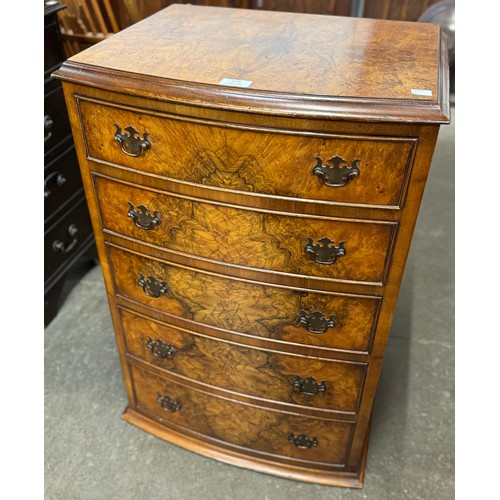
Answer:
[77,97,418,209]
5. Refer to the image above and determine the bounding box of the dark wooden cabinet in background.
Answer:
[44,1,96,326]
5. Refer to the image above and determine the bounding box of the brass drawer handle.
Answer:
[156,394,182,413]
[114,124,151,157]
[304,237,346,265]
[128,202,161,230]
[137,273,169,298]
[293,376,327,396]
[288,433,318,449]
[52,224,78,254]
[146,337,176,359]
[297,310,336,334]
[312,155,360,188]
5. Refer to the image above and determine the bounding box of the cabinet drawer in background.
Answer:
[131,362,355,466]
[45,85,71,156]
[121,308,366,414]
[95,175,396,285]
[78,97,417,209]
[107,244,380,354]
[44,196,93,282]
[45,145,83,222]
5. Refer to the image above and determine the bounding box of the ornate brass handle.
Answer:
[138,273,169,298]
[114,124,151,157]
[52,224,78,253]
[304,237,346,265]
[127,202,161,230]
[288,433,318,449]
[156,394,182,413]
[297,310,336,334]
[312,155,360,188]
[44,171,67,199]
[146,337,176,359]
[293,376,327,396]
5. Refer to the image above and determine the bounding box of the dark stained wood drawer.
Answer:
[108,244,380,354]
[121,308,366,414]
[45,145,83,222]
[44,196,94,282]
[131,362,355,466]
[78,97,418,209]
[95,175,397,285]
[45,84,72,156]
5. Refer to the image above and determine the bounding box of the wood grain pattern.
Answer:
[54,4,450,487]
[66,4,441,102]
[81,98,417,209]
[109,244,379,353]
[131,362,355,465]
[95,175,396,284]
[121,308,366,413]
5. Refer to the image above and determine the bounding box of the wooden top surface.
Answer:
[55,5,450,123]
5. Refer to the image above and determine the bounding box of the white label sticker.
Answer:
[219,78,252,88]
[411,88,433,96]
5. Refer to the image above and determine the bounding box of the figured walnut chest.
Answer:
[53,4,449,488]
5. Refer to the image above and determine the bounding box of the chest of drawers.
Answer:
[53,4,449,487]
[44,1,96,326]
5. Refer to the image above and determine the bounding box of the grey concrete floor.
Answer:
[45,108,454,500]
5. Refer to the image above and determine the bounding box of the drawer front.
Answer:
[131,363,354,466]
[79,98,417,208]
[96,176,396,285]
[45,146,83,221]
[45,85,72,156]
[108,245,379,354]
[121,308,366,414]
[44,196,94,282]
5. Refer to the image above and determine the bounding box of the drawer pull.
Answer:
[127,202,161,230]
[44,171,67,199]
[52,224,78,253]
[312,155,360,188]
[288,433,318,449]
[114,124,151,157]
[304,237,346,265]
[138,273,169,298]
[156,394,182,413]
[44,114,53,142]
[297,310,336,334]
[293,376,327,396]
[146,337,176,359]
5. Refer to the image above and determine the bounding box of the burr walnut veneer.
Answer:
[54,4,449,488]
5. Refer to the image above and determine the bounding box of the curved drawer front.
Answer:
[96,176,396,285]
[131,363,354,466]
[121,308,366,414]
[79,98,417,209]
[108,245,379,354]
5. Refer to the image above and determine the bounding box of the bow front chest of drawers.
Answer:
[54,4,449,487]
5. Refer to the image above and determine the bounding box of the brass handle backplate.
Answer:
[293,376,327,396]
[297,310,336,334]
[156,394,182,413]
[114,124,151,157]
[304,237,346,265]
[312,155,360,188]
[127,202,161,230]
[146,337,176,359]
[288,433,318,449]
[137,273,169,298]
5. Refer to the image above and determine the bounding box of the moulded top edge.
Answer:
[52,59,450,125]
